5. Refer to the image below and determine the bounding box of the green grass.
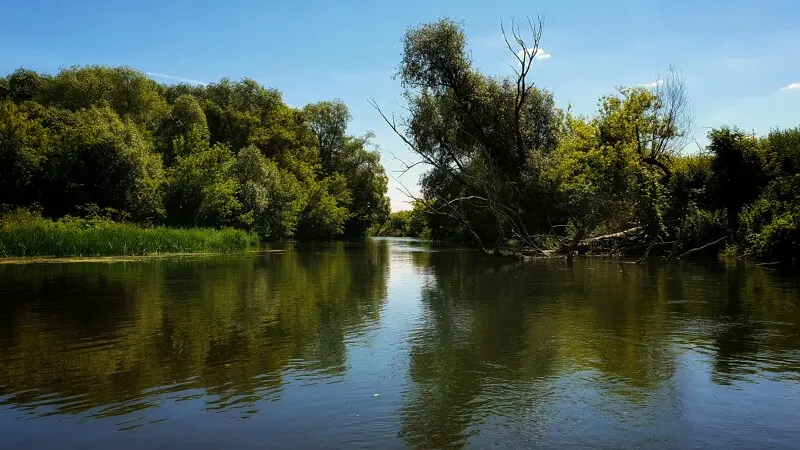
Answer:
[0,213,254,258]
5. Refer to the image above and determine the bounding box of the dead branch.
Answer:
[581,227,642,243]
[636,240,657,263]
[502,15,544,165]
[650,64,693,158]
[677,236,727,259]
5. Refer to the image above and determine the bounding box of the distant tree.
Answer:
[761,126,800,178]
[296,174,352,239]
[548,113,640,248]
[379,210,412,237]
[337,134,390,238]
[304,101,390,238]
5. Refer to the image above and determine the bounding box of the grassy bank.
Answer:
[0,211,254,258]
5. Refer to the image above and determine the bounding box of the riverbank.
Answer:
[0,215,255,258]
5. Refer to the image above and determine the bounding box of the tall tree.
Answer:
[304,101,390,238]
[373,17,561,253]
[303,100,351,176]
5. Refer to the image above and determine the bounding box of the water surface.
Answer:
[1,238,799,449]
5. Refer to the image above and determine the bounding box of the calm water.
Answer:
[0,238,799,449]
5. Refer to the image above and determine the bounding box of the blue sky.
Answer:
[2,0,799,210]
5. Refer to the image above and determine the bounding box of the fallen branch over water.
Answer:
[677,236,727,259]
[480,227,727,263]
[581,227,642,244]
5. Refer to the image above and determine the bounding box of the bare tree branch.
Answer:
[677,236,727,259]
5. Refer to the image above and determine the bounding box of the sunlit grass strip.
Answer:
[0,220,254,257]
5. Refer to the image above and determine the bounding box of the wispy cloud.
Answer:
[145,72,207,86]
[517,47,551,61]
[638,79,664,89]
[780,82,800,91]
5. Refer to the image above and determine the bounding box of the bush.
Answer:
[739,175,800,262]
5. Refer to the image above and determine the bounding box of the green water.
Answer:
[0,238,799,449]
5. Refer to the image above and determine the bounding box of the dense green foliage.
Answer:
[0,208,253,257]
[377,202,429,237]
[0,66,390,244]
[379,19,799,263]
[1,32,796,262]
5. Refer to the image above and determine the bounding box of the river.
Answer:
[0,238,798,449]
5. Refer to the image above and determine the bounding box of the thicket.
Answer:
[0,66,390,245]
[373,18,799,263]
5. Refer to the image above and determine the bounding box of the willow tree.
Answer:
[373,17,561,254]
[304,100,390,238]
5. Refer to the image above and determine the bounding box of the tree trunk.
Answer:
[668,203,688,259]
[564,227,586,261]
[493,210,503,256]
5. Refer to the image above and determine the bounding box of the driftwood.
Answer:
[573,227,643,258]
[481,225,724,262]
[677,236,727,259]
[580,227,642,244]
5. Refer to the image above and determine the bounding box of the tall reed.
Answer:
[0,210,254,257]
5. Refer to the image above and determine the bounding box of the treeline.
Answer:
[375,19,799,263]
[0,66,390,240]
[376,203,428,238]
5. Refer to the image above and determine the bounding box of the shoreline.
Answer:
[0,249,286,265]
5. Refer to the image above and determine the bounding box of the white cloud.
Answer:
[145,72,207,86]
[780,82,800,91]
[517,47,551,61]
[638,79,664,89]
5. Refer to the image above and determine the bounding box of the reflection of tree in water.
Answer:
[0,240,389,418]
[400,252,560,448]
[399,253,800,448]
[703,264,800,383]
[650,261,800,382]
